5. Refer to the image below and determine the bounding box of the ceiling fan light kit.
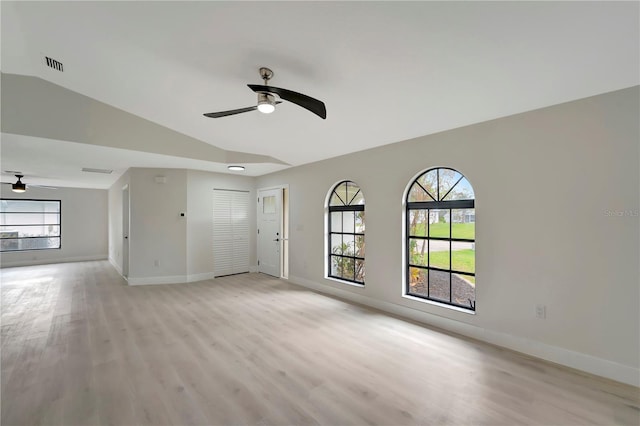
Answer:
[204,67,326,120]
[11,175,26,193]
[12,177,26,193]
[257,93,276,114]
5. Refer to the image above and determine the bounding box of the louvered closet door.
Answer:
[213,189,250,277]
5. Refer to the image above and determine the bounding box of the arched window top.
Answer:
[329,180,365,207]
[408,168,474,203]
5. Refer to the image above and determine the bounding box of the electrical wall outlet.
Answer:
[536,304,547,319]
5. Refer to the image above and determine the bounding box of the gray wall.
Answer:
[1,186,108,267]
[256,86,640,385]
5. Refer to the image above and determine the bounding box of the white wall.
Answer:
[186,169,256,280]
[1,186,108,267]
[127,168,188,284]
[107,167,257,284]
[256,87,640,385]
[107,170,130,274]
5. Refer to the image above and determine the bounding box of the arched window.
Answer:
[405,168,475,310]
[328,181,365,285]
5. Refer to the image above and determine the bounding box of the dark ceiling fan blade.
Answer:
[203,106,258,118]
[248,85,326,119]
[29,185,58,189]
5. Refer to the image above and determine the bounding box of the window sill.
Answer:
[402,294,475,315]
[325,276,365,288]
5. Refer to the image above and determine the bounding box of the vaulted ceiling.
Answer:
[1,1,638,188]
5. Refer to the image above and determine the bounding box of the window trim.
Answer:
[404,168,475,311]
[327,180,365,286]
[0,198,62,252]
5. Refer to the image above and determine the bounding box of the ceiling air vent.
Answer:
[44,56,64,72]
[82,167,113,174]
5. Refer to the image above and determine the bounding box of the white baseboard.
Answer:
[127,275,187,285]
[127,272,216,286]
[288,275,639,387]
[0,254,107,268]
[187,272,215,282]
[108,256,123,275]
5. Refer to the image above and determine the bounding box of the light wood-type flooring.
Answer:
[1,261,638,425]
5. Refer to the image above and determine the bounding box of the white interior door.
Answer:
[258,188,282,277]
[213,189,249,277]
[122,185,129,278]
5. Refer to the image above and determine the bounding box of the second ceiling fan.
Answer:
[204,67,326,120]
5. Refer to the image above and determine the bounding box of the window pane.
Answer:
[343,257,355,280]
[438,169,463,201]
[0,225,60,238]
[345,183,361,205]
[330,255,342,276]
[451,209,475,239]
[429,209,450,238]
[0,213,60,225]
[342,211,355,234]
[355,259,365,283]
[408,209,427,237]
[350,190,364,205]
[452,274,475,308]
[0,200,60,213]
[335,182,349,206]
[355,235,365,257]
[443,177,475,201]
[355,211,365,233]
[408,184,434,202]
[429,240,450,269]
[343,234,355,256]
[417,170,438,200]
[330,212,342,232]
[451,241,475,274]
[429,269,450,302]
[409,239,428,267]
[262,196,276,214]
[1,237,60,251]
[331,234,343,255]
[408,267,428,297]
[329,192,345,206]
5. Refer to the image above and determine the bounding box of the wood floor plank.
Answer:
[1,261,638,425]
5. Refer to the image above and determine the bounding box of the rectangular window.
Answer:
[0,199,61,252]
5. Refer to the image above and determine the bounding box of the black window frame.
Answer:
[0,198,62,252]
[327,181,365,285]
[405,168,476,311]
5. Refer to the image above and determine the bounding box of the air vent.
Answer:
[82,167,113,174]
[44,56,64,72]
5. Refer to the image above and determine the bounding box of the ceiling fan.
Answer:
[1,174,57,193]
[203,67,326,119]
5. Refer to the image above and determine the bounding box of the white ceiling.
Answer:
[1,1,638,189]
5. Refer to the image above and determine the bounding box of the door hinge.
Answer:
[257,229,260,234]
[258,260,260,265]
